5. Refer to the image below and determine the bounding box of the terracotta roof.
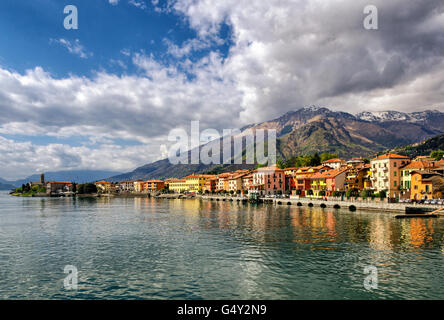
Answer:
[294,173,315,179]
[256,166,285,172]
[168,179,186,183]
[310,168,348,179]
[371,153,410,160]
[184,174,215,179]
[410,170,442,176]
[146,180,164,183]
[48,181,71,184]
[322,158,342,163]
[313,165,330,170]
[230,173,249,179]
[95,180,111,184]
[401,161,435,170]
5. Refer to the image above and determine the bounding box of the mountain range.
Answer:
[111,106,444,181]
[0,170,122,190]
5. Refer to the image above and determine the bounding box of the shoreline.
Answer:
[7,191,444,215]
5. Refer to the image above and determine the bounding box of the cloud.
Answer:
[0,52,242,178]
[2,0,444,178]
[171,0,444,122]
[108,0,148,10]
[129,0,147,10]
[50,38,92,59]
[0,135,167,180]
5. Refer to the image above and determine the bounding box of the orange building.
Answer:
[411,171,444,200]
[144,180,165,192]
[251,166,285,196]
[203,177,218,193]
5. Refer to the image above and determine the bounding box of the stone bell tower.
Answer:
[40,173,45,184]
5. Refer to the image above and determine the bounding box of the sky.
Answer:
[0,0,444,180]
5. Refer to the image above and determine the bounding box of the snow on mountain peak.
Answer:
[356,110,441,123]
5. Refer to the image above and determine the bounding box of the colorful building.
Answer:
[95,180,112,193]
[46,181,72,194]
[228,173,249,193]
[119,181,136,192]
[322,158,344,169]
[370,153,410,198]
[309,168,348,197]
[251,166,285,196]
[203,177,218,193]
[184,174,213,193]
[410,171,444,200]
[168,179,188,193]
[144,180,165,192]
[216,173,231,192]
[134,180,145,193]
[241,174,254,194]
[400,161,436,199]
[344,164,371,191]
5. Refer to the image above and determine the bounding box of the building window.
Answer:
[394,162,397,168]
[394,181,397,187]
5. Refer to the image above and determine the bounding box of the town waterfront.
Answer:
[1,191,444,300]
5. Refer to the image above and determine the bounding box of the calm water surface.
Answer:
[0,191,443,299]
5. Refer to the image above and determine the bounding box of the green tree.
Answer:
[360,189,372,199]
[379,190,387,199]
[346,188,359,198]
[320,153,338,163]
[276,158,285,169]
[84,183,98,194]
[309,153,321,166]
[256,162,268,169]
[431,150,444,161]
[332,191,342,197]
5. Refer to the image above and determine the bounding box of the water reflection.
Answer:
[1,192,444,300]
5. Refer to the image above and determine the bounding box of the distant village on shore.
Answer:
[11,151,444,203]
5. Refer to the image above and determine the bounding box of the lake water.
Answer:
[0,191,443,300]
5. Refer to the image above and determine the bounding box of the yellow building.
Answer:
[184,175,213,193]
[134,180,145,193]
[411,171,444,200]
[400,161,436,199]
[95,180,112,193]
[310,175,327,197]
[168,179,188,193]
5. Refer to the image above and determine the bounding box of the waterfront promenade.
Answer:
[201,195,444,213]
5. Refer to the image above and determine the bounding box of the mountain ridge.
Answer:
[110,106,444,181]
[0,170,123,188]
